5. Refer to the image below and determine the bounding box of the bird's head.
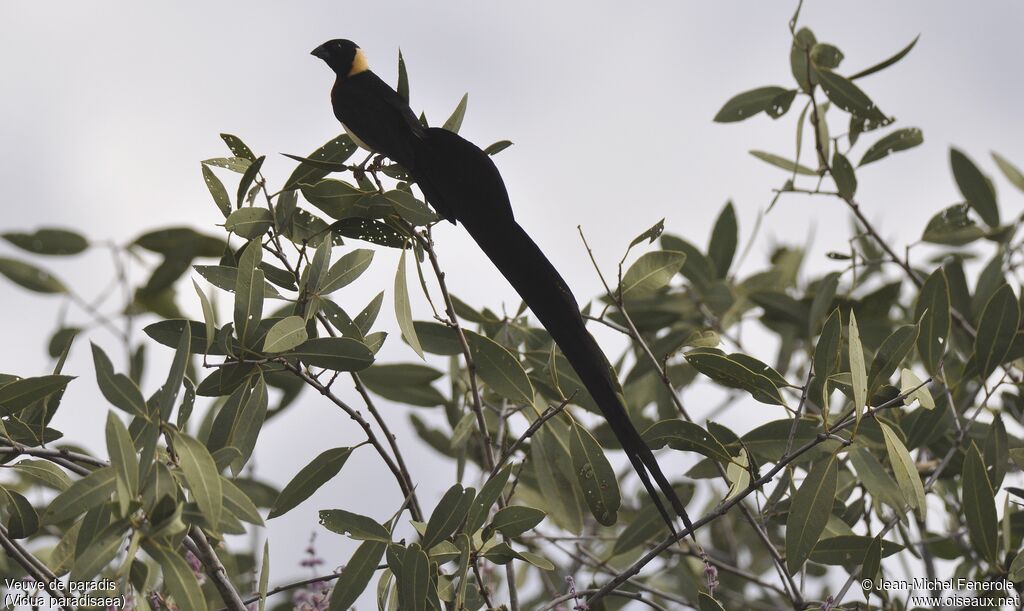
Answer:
[311,39,370,78]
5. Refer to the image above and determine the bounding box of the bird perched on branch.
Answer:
[312,39,694,538]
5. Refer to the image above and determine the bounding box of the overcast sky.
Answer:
[1,1,1022,607]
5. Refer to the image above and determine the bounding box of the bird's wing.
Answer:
[333,72,424,168]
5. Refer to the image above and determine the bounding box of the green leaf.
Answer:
[359,363,446,407]
[465,465,511,534]
[283,134,358,191]
[713,86,790,122]
[172,431,223,529]
[810,43,843,69]
[785,453,838,573]
[0,374,75,418]
[569,422,620,526]
[641,420,731,462]
[914,269,950,375]
[684,349,786,406]
[394,247,424,358]
[2,228,88,256]
[422,484,475,549]
[134,227,225,257]
[224,207,273,238]
[620,250,686,297]
[229,375,268,475]
[69,521,123,581]
[292,337,374,371]
[269,447,355,518]
[320,509,391,542]
[628,218,665,249]
[859,128,923,166]
[12,459,72,491]
[233,240,265,350]
[848,448,905,512]
[880,423,926,519]
[322,248,374,294]
[816,69,886,121]
[992,152,1024,193]
[328,539,388,611]
[749,150,817,175]
[483,140,513,155]
[236,155,265,207]
[262,316,308,353]
[192,280,217,353]
[43,467,115,524]
[900,369,934,410]
[442,93,468,133]
[831,151,857,199]
[848,311,867,427]
[4,490,39,538]
[488,506,545,538]
[222,476,264,525]
[330,217,407,248]
[0,257,66,293]
[465,330,534,404]
[951,147,999,226]
[707,202,737,278]
[699,592,726,611]
[809,535,902,565]
[963,443,998,563]
[395,544,432,611]
[397,49,410,103]
[159,319,191,420]
[921,203,985,246]
[201,164,232,217]
[106,412,139,516]
[300,179,385,220]
[258,540,270,611]
[220,133,256,161]
[612,504,669,555]
[194,265,282,299]
[1010,549,1024,582]
[867,324,918,394]
[849,35,919,80]
[974,283,1020,378]
[382,189,437,226]
[790,28,817,92]
[145,542,208,611]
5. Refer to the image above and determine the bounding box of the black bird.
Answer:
[312,39,694,538]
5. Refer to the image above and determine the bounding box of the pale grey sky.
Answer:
[1,1,1022,607]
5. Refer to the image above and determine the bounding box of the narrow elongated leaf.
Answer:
[284,134,357,191]
[106,412,139,516]
[225,207,273,238]
[234,239,265,347]
[44,467,115,524]
[201,164,232,217]
[914,269,950,375]
[0,257,66,293]
[859,128,923,166]
[569,422,620,526]
[629,219,665,249]
[816,69,886,121]
[785,454,838,573]
[269,447,355,518]
[464,331,533,404]
[992,152,1024,193]
[320,509,391,542]
[867,324,918,394]
[328,540,388,611]
[222,476,263,525]
[442,93,468,133]
[880,423,926,519]
[359,363,446,407]
[714,86,790,122]
[963,443,998,563]
[2,228,88,256]
[292,337,374,371]
[708,203,737,278]
[422,484,475,548]
[229,375,268,475]
[262,316,308,353]
[159,321,191,420]
[951,148,999,226]
[832,151,857,199]
[749,150,817,175]
[619,249,687,295]
[849,35,919,80]
[974,283,1020,378]
[641,420,731,462]
[322,248,374,294]
[12,459,72,491]
[70,521,123,581]
[172,431,222,528]
[465,465,511,534]
[488,506,545,538]
[394,247,424,358]
[192,280,217,352]
[685,348,785,406]
[921,203,985,246]
[4,490,39,538]
[848,311,867,427]
[0,374,74,418]
[145,542,208,611]
[809,535,902,565]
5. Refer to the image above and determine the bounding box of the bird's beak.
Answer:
[311,45,329,60]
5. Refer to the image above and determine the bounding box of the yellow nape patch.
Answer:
[348,48,369,76]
